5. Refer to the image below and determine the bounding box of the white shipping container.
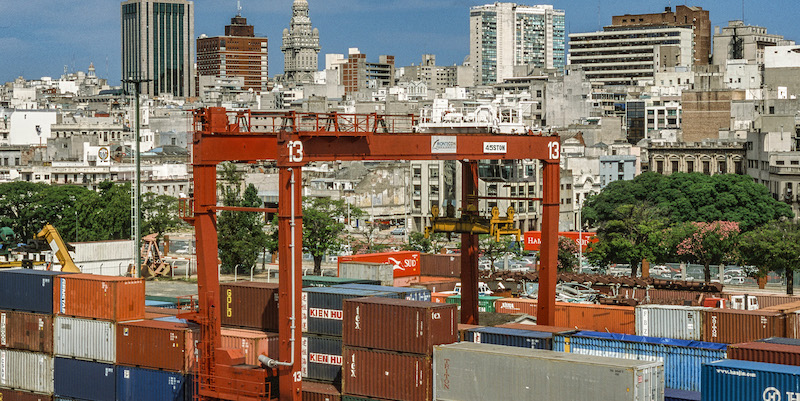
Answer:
[0,349,54,394]
[54,316,116,363]
[635,305,709,341]
[339,262,393,286]
[433,342,664,401]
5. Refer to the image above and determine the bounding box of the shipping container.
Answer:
[54,316,115,363]
[302,335,343,383]
[554,331,726,392]
[635,305,708,341]
[702,359,800,401]
[338,262,394,286]
[117,320,197,373]
[302,287,399,336]
[0,389,53,401]
[338,251,421,278]
[494,297,538,315]
[0,349,53,394]
[728,341,800,365]
[219,282,280,332]
[758,337,800,346]
[419,254,460,277]
[725,293,800,309]
[117,366,191,401]
[145,306,184,316]
[494,323,577,334]
[53,358,115,401]
[0,270,70,314]
[557,302,636,335]
[342,346,432,401]
[702,309,786,344]
[665,388,701,401]
[410,277,460,293]
[342,298,456,355]
[456,324,481,342]
[302,276,382,288]
[53,274,145,321]
[433,342,664,401]
[0,311,54,354]
[341,396,384,401]
[463,326,553,350]
[302,381,341,401]
[445,295,502,313]
[220,328,279,366]
[430,293,451,304]
[145,299,177,308]
[333,284,431,302]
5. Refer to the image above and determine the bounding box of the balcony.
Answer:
[770,166,800,175]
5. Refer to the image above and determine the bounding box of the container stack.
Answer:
[218,282,281,365]
[341,297,458,401]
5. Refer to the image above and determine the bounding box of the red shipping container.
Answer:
[220,282,280,331]
[220,327,279,366]
[703,309,786,344]
[430,293,451,304]
[457,324,482,342]
[117,320,198,373]
[495,297,538,315]
[302,381,341,401]
[728,341,800,365]
[52,274,145,321]
[419,254,460,277]
[412,277,460,293]
[0,310,54,354]
[557,303,636,334]
[338,251,421,278]
[342,346,432,401]
[0,389,53,401]
[342,298,457,355]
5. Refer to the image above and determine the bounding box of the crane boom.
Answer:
[36,224,80,273]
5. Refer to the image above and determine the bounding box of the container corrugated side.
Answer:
[302,334,343,383]
[0,389,53,401]
[554,331,726,392]
[702,359,800,401]
[445,295,501,313]
[302,381,341,401]
[728,341,800,365]
[333,284,431,302]
[342,298,457,355]
[0,349,53,394]
[302,276,382,288]
[463,327,553,350]
[0,270,69,314]
[433,342,664,401]
[419,254,460,277]
[302,288,399,336]
[52,274,145,321]
[702,309,786,344]
[342,346,432,401]
[117,320,197,373]
[557,303,636,335]
[494,297,538,315]
[116,366,191,401]
[53,358,115,401]
[0,310,54,354]
[220,282,280,331]
[338,262,394,286]
[494,323,577,334]
[758,337,800,346]
[220,328,279,366]
[635,305,708,341]
[665,388,701,401]
[54,316,115,363]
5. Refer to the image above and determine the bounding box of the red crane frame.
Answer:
[184,107,560,401]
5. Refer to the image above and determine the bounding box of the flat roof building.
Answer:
[612,5,710,65]
[197,15,268,93]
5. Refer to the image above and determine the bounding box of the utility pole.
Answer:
[123,77,150,278]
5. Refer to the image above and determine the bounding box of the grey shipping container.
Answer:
[302,334,343,383]
[301,287,399,336]
[0,270,70,314]
[0,349,54,394]
[54,358,115,401]
[54,316,116,363]
[635,305,708,341]
[338,262,394,286]
[433,342,664,401]
[302,276,382,288]
[333,284,431,302]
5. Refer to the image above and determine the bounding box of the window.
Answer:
[703,161,710,175]
[718,161,727,174]
[412,165,421,179]
[656,160,664,174]
[429,166,439,179]
[687,161,694,173]
[488,184,498,196]
[671,161,679,173]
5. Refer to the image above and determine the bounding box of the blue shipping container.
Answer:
[702,359,800,401]
[117,366,192,401]
[145,299,176,308]
[464,327,553,350]
[302,287,399,336]
[758,337,800,346]
[554,331,727,392]
[666,388,701,401]
[331,283,431,301]
[0,270,71,313]
[302,334,342,383]
[54,357,116,401]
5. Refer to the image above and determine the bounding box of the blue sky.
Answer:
[0,1,797,86]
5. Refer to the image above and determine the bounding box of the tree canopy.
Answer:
[674,221,741,283]
[302,197,358,275]
[217,163,268,274]
[739,221,800,294]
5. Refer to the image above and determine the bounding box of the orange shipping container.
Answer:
[0,310,54,354]
[117,320,198,373]
[495,297,538,315]
[556,303,636,334]
[431,293,451,304]
[220,328,279,366]
[703,309,786,344]
[52,274,145,322]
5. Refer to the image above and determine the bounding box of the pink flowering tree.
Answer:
[557,236,580,272]
[676,221,741,283]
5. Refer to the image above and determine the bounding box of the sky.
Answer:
[0,0,798,86]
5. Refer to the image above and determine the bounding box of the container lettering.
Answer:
[309,353,342,365]
[309,308,343,320]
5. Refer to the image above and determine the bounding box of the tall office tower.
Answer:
[121,0,195,97]
[281,0,321,82]
[470,3,565,85]
[197,14,269,92]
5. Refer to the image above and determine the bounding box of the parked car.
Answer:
[390,227,406,235]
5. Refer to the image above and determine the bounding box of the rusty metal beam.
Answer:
[536,160,560,326]
[460,161,480,325]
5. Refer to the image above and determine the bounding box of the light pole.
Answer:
[75,209,78,242]
[123,76,150,278]
[577,198,582,272]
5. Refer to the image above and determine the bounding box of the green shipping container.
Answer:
[301,276,382,288]
[446,295,503,313]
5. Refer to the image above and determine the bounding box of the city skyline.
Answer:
[0,0,798,86]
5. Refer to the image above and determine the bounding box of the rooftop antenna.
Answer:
[237,0,242,16]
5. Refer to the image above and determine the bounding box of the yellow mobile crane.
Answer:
[33,224,80,272]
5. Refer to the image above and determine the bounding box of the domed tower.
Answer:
[281,0,320,82]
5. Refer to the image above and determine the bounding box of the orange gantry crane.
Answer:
[181,107,561,401]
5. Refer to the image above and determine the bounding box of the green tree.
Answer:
[479,235,515,273]
[0,181,52,240]
[739,221,800,294]
[583,172,793,231]
[406,231,447,254]
[302,197,359,275]
[586,202,668,276]
[217,164,267,274]
[557,236,579,272]
[675,221,741,283]
[141,193,186,242]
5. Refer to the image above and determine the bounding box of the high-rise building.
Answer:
[197,15,269,92]
[713,20,795,66]
[341,49,395,95]
[281,0,320,82]
[121,0,195,97]
[612,6,711,65]
[469,3,565,85]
